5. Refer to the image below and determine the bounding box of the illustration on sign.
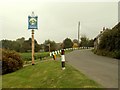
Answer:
[28,16,38,29]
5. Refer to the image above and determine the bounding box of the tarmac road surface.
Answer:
[66,49,118,88]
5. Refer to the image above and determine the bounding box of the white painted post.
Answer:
[61,49,65,70]
[55,51,57,55]
[50,52,52,57]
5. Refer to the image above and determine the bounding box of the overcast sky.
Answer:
[0,0,118,44]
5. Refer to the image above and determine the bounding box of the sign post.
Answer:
[31,30,35,65]
[28,12,38,65]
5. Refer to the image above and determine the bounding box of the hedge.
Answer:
[1,49,23,74]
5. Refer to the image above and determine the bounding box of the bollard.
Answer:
[60,50,61,53]
[55,51,57,55]
[52,51,56,60]
[52,52,55,60]
[50,52,52,57]
[61,49,65,70]
[57,50,59,54]
[54,54,56,60]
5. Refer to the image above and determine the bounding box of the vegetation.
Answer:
[1,49,23,75]
[63,38,73,49]
[1,38,62,53]
[20,52,50,61]
[2,60,101,88]
[1,36,94,54]
[80,35,94,47]
[1,37,40,52]
[93,49,120,59]
[95,22,120,59]
[43,39,58,52]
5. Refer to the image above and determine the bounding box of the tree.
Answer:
[34,39,40,52]
[56,43,62,50]
[16,37,25,51]
[11,41,20,52]
[88,39,94,47]
[2,40,13,50]
[63,38,73,49]
[96,22,120,59]
[43,40,57,52]
[2,40,20,52]
[21,38,40,52]
[1,37,40,52]
[73,39,79,44]
[99,27,120,51]
[80,36,89,47]
[16,37,25,44]
[39,44,44,52]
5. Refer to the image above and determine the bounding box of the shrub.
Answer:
[1,49,23,74]
[113,50,120,59]
[93,49,120,59]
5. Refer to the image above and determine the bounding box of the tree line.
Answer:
[1,37,40,52]
[1,36,94,53]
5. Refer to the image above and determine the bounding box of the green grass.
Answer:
[20,50,74,62]
[2,60,101,88]
[20,52,50,61]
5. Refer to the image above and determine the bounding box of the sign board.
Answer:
[28,16,38,29]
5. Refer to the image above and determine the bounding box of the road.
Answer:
[66,49,118,88]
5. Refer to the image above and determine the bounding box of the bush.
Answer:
[93,49,120,59]
[113,50,120,59]
[1,49,23,74]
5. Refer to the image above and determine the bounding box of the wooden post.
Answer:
[49,44,50,52]
[32,30,35,65]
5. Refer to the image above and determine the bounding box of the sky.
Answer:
[0,0,118,44]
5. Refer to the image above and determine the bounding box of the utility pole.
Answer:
[78,21,80,45]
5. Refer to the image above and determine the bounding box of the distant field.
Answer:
[20,52,50,61]
[2,60,101,88]
[20,50,74,61]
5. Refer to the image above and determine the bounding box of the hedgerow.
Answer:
[1,49,23,74]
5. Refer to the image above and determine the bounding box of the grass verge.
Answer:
[2,60,101,88]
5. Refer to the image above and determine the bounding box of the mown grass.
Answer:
[2,60,101,88]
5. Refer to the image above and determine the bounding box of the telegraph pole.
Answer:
[78,21,80,44]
